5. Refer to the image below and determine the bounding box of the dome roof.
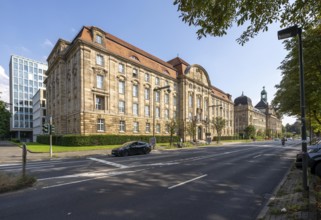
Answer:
[234,93,252,106]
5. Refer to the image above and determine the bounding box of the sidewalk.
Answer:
[0,141,111,164]
[257,165,320,219]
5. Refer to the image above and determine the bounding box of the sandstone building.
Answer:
[45,26,234,141]
[234,87,282,138]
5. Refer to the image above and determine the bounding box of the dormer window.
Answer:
[130,55,140,62]
[96,35,103,44]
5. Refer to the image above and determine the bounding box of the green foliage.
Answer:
[186,117,197,141]
[244,125,256,139]
[272,25,321,132]
[0,101,10,139]
[174,0,321,45]
[37,134,179,146]
[166,118,179,145]
[212,117,226,143]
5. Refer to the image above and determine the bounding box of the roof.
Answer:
[255,100,268,109]
[167,57,190,67]
[234,93,252,106]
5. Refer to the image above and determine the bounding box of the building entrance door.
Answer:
[198,126,202,140]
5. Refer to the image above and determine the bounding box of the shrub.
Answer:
[37,134,179,146]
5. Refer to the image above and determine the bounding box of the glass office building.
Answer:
[9,55,48,141]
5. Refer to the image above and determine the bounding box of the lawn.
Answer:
[25,142,118,153]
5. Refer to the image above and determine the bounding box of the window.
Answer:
[145,105,150,117]
[119,120,126,132]
[197,97,201,108]
[155,91,160,102]
[96,35,102,44]
[188,112,192,121]
[165,124,169,133]
[146,123,151,133]
[144,73,150,82]
[173,96,177,106]
[155,77,160,85]
[119,101,125,113]
[119,81,125,94]
[165,80,169,86]
[156,107,160,118]
[133,122,139,132]
[96,55,103,66]
[164,94,169,104]
[156,124,160,133]
[165,109,169,119]
[173,110,177,118]
[133,68,138,78]
[118,63,124,73]
[96,96,104,110]
[97,119,105,132]
[144,88,150,100]
[133,84,138,97]
[133,103,138,115]
[189,95,193,108]
[97,75,103,89]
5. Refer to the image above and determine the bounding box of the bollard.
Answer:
[22,144,27,177]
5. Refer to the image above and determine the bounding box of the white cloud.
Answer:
[0,65,9,103]
[43,39,54,48]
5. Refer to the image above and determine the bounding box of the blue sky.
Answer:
[0,0,296,125]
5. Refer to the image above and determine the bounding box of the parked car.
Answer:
[295,144,321,169]
[111,141,151,157]
[308,148,321,177]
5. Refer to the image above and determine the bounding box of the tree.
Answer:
[166,118,179,146]
[174,0,321,45]
[0,101,11,139]
[186,117,197,142]
[212,117,226,143]
[272,25,321,133]
[244,125,256,139]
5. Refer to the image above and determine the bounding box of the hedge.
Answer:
[212,136,242,141]
[37,134,179,146]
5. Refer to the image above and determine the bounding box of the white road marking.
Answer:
[168,174,207,189]
[42,169,146,189]
[253,154,261,159]
[88,157,128,168]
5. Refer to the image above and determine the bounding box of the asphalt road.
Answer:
[0,141,300,220]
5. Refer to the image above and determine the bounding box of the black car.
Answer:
[111,141,151,157]
[295,144,321,169]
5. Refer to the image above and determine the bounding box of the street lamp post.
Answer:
[152,85,171,149]
[278,25,308,191]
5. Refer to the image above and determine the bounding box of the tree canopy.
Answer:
[212,116,226,143]
[0,101,11,139]
[174,0,321,45]
[272,25,321,133]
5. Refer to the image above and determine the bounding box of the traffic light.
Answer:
[42,124,49,134]
[50,125,55,134]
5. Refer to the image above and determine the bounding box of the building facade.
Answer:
[45,26,233,141]
[9,55,47,141]
[234,87,282,138]
[32,88,46,142]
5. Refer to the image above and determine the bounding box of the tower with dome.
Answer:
[234,87,282,138]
